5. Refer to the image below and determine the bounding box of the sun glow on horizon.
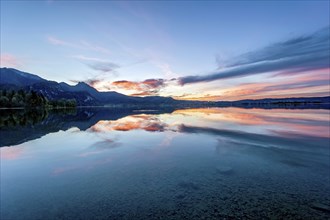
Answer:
[86,68,330,101]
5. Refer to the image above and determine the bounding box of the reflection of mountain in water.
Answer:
[0,107,175,147]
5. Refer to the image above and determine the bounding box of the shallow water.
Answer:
[1,107,329,219]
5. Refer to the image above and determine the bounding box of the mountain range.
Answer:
[0,67,182,106]
[0,67,329,108]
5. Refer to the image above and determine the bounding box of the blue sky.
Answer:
[1,1,329,100]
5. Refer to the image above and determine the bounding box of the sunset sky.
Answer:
[1,1,329,101]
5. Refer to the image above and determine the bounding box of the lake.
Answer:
[1,107,329,219]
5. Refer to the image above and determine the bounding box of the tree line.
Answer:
[0,89,77,108]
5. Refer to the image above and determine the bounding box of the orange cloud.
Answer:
[112,80,141,90]
[111,79,165,96]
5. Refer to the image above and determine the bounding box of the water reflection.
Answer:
[91,115,168,132]
[2,107,328,151]
[0,108,174,147]
[1,107,329,219]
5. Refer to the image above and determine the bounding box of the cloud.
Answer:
[85,79,103,87]
[258,79,329,93]
[130,91,155,96]
[47,36,79,48]
[111,80,141,90]
[0,54,21,68]
[70,56,164,92]
[80,41,111,55]
[142,79,165,88]
[213,71,330,100]
[47,36,111,55]
[111,78,166,96]
[73,55,120,74]
[87,62,119,73]
[72,55,109,62]
[179,27,330,85]
[70,78,104,88]
[176,69,330,101]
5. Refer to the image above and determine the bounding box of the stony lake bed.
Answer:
[1,107,329,219]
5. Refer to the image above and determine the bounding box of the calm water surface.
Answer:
[1,108,329,219]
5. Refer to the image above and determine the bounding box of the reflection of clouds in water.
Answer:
[2,107,329,149]
[52,165,80,175]
[78,138,121,158]
[0,146,25,160]
[174,108,330,138]
[54,138,116,176]
[215,136,328,169]
[51,158,113,176]
[87,109,329,155]
[68,127,82,133]
[89,114,168,133]
[52,138,117,176]
[90,138,120,150]
[158,133,178,149]
[4,109,328,162]
[180,124,329,155]
[215,138,238,155]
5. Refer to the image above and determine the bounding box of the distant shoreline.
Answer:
[0,102,329,110]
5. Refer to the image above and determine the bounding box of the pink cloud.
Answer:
[0,53,21,68]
